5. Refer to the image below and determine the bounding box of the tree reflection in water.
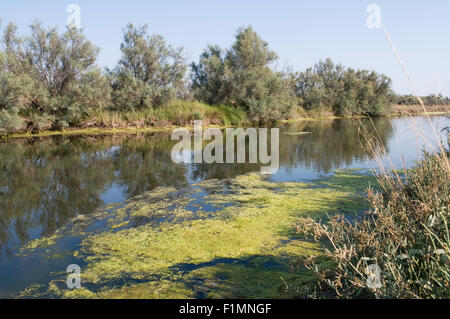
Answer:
[0,118,394,257]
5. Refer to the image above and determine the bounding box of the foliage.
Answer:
[395,94,450,106]
[293,153,450,298]
[191,26,298,122]
[90,99,248,128]
[293,59,394,116]
[0,20,108,131]
[0,20,407,133]
[0,72,34,131]
[110,24,187,111]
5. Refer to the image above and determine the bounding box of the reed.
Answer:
[288,23,449,298]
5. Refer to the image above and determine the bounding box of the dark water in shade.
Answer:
[0,115,448,297]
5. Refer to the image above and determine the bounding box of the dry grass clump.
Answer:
[292,149,449,299]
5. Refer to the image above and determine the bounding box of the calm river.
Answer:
[0,115,448,297]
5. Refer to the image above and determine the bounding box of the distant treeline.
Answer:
[395,94,450,106]
[0,21,443,132]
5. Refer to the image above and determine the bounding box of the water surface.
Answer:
[0,115,448,297]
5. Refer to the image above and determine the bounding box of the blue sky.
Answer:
[1,0,449,95]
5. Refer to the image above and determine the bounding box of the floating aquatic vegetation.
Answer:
[19,170,376,299]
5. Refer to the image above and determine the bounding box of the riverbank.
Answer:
[1,100,249,138]
[389,104,449,116]
[2,102,449,139]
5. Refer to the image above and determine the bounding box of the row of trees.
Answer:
[1,21,399,132]
[395,94,450,106]
[0,21,189,132]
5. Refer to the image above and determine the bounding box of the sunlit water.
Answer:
[0,115,448,297]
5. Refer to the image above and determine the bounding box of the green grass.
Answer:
[3,100,250,138]
[91,100,249,128]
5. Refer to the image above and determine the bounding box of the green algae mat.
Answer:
[19,170,376,299]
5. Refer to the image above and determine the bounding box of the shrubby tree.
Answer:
[191,26,298,122]
[0,20,109,131]
[110,24,186,111]
[191,45,233,106]
[0,70,39,131]
[0,22,33,131]
[26,23,98,96]
[293,59,394,116]
[336,68,392,115]
[293,59,345,112]
[395,94,417,106]
[25,22,109,128]
[396,93,450,106]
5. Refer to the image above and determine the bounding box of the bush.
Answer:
[0,72,31,131]
[293,152,450,298]
[396,94,450,106]
[0,20,108,130]
[293,59,394,116]
[191,26,298,122]
[110,24,187,111]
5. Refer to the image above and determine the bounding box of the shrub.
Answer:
[0,20,108,130]
[191,26,298,122]
[191,45,233,106]
[396,94,450,106]
[293,152,450,298]
[110,24,187,111]
[0,72,30,131]
[293,59,394,116]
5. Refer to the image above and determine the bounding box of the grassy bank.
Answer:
[3,100,249,138]
[3,101,449,139]
[89,100,249,128]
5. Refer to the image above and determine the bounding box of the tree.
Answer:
[25,22,107,127]
[0,22,27,131]
[293,59,394,116]
[336,68,392,116]
[227,26,277,70]
[0,21,109,131]
[111,24,186,110]
[293,59,345,112]
[191,45,233,106]
[191,26,298,122]
[26,22,99,96]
